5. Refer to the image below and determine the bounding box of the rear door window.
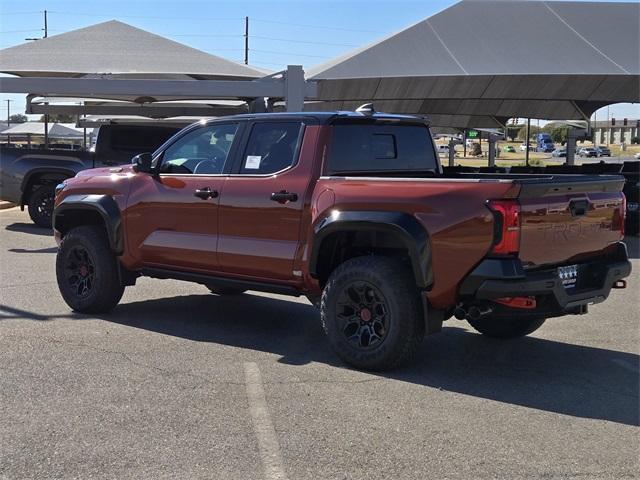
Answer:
[239,122,302,175]
[328,124,437,174]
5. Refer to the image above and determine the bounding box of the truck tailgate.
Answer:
[517,175,625,268]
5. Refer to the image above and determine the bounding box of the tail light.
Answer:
[487,199,521,255]
[616,193,626,237]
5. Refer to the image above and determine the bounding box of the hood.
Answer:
[75,164,136,177]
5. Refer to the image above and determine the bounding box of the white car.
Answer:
[437,144,450,155]
[634,152,640,159]
[519,143,534,151]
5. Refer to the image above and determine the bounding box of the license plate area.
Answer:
[558,264,579,289]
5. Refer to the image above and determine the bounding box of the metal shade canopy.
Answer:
[0,20,312,113]
[308,0,640,128]
[0,20,264,80]
[0,122,85,138]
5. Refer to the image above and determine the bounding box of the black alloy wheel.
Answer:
[336,280,390,350]
[28,185,55,228]
[63,245,96,299]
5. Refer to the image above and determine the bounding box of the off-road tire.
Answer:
[208,286,246,295]
[321,256,424,371]
[56,225,125,313]
[467,315,546,339]
[28,185,55,228]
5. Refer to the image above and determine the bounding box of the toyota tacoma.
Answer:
[52,110,631,370]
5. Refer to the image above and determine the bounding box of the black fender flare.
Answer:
[310,211,433,288]
[53,194,123,254]
[20,167,77,204]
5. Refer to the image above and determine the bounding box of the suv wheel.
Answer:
[28,185,55,228]
[321,256,424,371]
[56,226,125,313]
[467,315,546,339]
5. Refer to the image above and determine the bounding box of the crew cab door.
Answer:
[125,122,242,272]
[217,120,313,281]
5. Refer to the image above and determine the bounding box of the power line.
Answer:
[251,48,330,59]
[0,29,43,34]
[0,11,43,15]
[249,35,358,47]
[251,18,385,34]
[47,11,242,21]
[169,33,243,38]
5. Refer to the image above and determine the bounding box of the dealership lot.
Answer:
[0,207,638,479]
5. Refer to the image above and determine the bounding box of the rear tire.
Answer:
[321,256,424,371]
[467,315,546,339]
[56,225,125,313]
[28,185,55,228]
[208,286,246,295]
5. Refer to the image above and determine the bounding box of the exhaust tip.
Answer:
[453,307,467,320]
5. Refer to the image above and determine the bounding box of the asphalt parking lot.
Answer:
[0,207,638,480]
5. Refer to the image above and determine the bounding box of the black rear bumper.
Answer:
[459,242,631,314]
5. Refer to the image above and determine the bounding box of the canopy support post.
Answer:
[284,65,305,112]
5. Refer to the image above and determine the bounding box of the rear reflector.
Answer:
[487,199,521,255]
[494,296,537,309]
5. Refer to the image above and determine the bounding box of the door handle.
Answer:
[270,190,298,204]
[194,187,219,200]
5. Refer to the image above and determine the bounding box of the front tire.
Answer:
[467,315,546,339]
[321,256,424,371]
[56,226,125,313]
[28,185,55,228]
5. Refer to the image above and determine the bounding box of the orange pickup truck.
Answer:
[52,110,631,370]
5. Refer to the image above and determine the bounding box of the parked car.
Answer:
[436,144,450,155]
[519,143,534,151]
[579,147,598,157]
[551,147,567,157]
[595,146,611,157]
[52,110,631,371]
[634,152,640,160]
[0,124,181,227]
[503,145,516,153]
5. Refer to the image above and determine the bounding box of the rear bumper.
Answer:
[459,242,631,313]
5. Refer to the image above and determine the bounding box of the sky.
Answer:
[0,0,638,122]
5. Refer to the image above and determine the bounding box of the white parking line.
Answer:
[244,362,288,480]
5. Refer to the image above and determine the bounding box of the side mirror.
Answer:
[132,152,153,173]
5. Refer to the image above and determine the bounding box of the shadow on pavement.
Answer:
[2,293,638,426]
[9,247,58,254]
[5,222,52,237]
[98,293,639,427]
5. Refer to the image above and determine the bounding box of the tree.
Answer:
[549,126,570,145]
[8,114,27,123]
[506,126,520,142]
[517,125,540,141]
[39,113,75,123]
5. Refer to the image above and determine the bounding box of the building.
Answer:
[592,119,639,145]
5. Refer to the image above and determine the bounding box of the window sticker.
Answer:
[245,155,262,169]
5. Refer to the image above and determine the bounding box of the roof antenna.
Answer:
[356,103,375,116]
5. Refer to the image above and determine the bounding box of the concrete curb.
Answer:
[0,201,17,210]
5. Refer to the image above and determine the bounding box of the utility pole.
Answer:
[244,16,249,65]
[25,10,47,41]
[525,118,531,166]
